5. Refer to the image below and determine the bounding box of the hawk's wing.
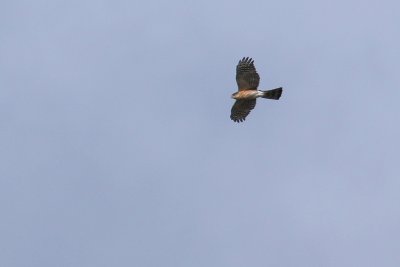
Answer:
[230,99,257,122]
[236,57,260,90]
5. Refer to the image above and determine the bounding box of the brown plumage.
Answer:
[230,57,283,123]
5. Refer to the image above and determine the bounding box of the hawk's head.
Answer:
[231,92,238,99]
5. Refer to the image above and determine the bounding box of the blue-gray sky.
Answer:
[1,1,400,266]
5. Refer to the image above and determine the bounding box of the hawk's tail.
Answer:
[261,87,282,100]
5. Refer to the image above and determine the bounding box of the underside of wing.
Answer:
[236,57,260,91]
[230,99,257,122]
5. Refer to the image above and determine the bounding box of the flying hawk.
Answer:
[230,57,282,122]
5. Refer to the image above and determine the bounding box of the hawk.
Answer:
[230,57,283,122]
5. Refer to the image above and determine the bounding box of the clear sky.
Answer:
[1,0,400,266]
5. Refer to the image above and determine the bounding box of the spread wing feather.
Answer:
[236,57,260,90]
[230,99,257,122]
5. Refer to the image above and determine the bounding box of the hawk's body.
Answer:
[230,57,282,122]
[233,90,260,99]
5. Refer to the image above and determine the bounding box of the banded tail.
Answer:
[261,87,282,100]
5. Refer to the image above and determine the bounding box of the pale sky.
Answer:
[1,1,400,266]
